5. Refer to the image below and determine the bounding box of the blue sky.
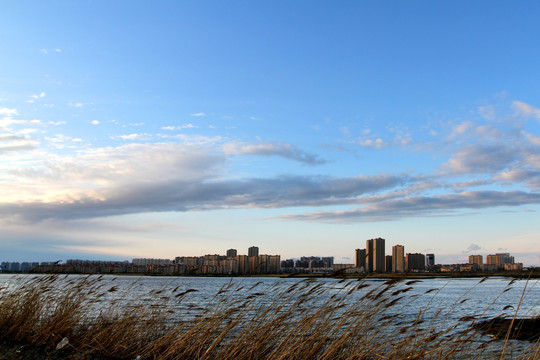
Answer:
[1,1,539,265]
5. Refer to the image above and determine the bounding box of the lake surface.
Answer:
[1,274,538,322]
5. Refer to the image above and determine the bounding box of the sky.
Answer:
[1,1,539,266]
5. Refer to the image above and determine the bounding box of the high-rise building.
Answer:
[237,255,248,275]
[366,241,373,272]
[226,249,237,258]
[426,254,435,267]
[366,238,385,272]
[322,257,334,268]
[248,246,259,257]
[248,256,259,274]
[406,253,425,272]
[385,255,392,273]
[355,249,366,270]
[392,245,405,273]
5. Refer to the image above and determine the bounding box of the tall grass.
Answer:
[0,275,537,359]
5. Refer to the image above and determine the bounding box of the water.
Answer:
[1,274,537,321]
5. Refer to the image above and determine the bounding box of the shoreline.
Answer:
[2,270,539,279]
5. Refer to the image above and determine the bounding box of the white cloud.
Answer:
[30,92,46,99]
[358,138,386,149]
[55,48,62,53]
[477,105,496,121]
[340,127,351,138]
[45,134,83,149]
[0,116,41,131]
[0,134,39,153]
[91,120,100,125]
[0,108,18,116]
[115,133,151,141]
[17,128,38,135]
[161,124,197,130]
[0,142,225,208]
[48,121,66,126]
[512,100,540,120]
[190,112,206,117]
[448,121,474,140]
[69,102,84,108]
[158,134,222,145]
[442,145,516,174]
[394,132,412,146]
[523,131,540,147]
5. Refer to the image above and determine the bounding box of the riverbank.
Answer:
[2,270,538,280]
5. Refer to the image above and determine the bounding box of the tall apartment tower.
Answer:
[392,245,405,273]
[426,254,435,267]
[385,255,392,273]
[355,249,366,270]
[248,246,259,257]
[366,240,374,272]
[226,249,237,258]
[406,253,426,272]
[366,238,385,272]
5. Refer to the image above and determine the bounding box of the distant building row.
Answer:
[467,253,522,271]
[3,247,281,275]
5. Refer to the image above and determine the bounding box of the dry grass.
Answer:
[0,275,538,359]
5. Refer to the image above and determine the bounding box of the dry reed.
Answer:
[0,275,537,360]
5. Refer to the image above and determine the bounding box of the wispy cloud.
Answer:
[512,100,540,120]
[0,108,18,117]
[463,243,482,253]
[161,124,197,130]
[223,142,327,166]
[157,134,222,145]
[40,48,61,54]
[114,133,151,141]
[274,190,540,223]
[358,138,386,149]
[441,145,517,174]
[91,120,100,125]
[0,134,38,153]
[45,134,83,149]
[477,105,497,121]
[190,112,205,117]
[27,92,46,103]
[31,92,46,99]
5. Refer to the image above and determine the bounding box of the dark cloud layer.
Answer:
[0,174,405,222]
[275,190,540,223]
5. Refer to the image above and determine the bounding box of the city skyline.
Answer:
[1,2,539,266]
[1,243,528,270]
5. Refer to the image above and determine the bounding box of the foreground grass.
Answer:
[0,275,538,359]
